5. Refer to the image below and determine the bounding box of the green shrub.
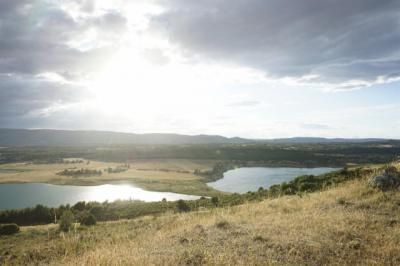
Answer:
[79,212,97,226]
[0,223,19,235]
[211,196,219,206]
[176,200,191,212]
[72,201,86,211]
[59,210,75,232]
[298,182,318,192]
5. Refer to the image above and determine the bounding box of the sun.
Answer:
[89,48,165,114]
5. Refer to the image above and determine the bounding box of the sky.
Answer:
[0,0,400,139]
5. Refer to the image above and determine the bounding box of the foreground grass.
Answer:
[0,159,222,196]
[2,172,400,265]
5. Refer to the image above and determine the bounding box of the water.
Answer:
[207,167,339,193]
[0,183,200,210]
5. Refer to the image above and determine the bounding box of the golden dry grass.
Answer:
[2,175,400,265]
[0,159,221,196]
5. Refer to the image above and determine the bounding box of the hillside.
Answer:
[0,129,250,146]
[1,163,400,265]
[268,137,387,144]
[0,128,391,147]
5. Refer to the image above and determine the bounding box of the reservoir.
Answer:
[207,167,339,193]
[0,183,200,210]
[0,167,339,210]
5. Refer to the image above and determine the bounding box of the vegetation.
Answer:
[1,142,399,264]
[1,141,399,196]
[59,210,75,232]
[268,167,376,196]
[78,212,97,226]
[195,161,237,181]
[1,142,400,167]
[1,163,400,265]
[0,204,54,226]
[0,223,19,235]
[176,199,191,212]
[0,166,384,227]
[105,164,130,173]
[32,158,85,165]
[57,168,103,177]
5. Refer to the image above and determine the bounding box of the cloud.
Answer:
[0,73,88,125]
[0,0,128,127]
[0,0,399,138]
[150,0,400,87]
[226,100,260,107]
[0,0,126,76]
[142,48,170,65]
[300,123,332,130]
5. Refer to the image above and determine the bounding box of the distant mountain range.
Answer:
[0,128,393,147]
[266,137,388,144]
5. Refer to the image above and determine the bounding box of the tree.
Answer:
[32,204,52,224]
[211,196,219,206]
[72,201,86,211]
[79,212,96,226]
[176,200,190,212]
[59,210,75,232]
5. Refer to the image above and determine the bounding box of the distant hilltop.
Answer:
[0,128,394,147]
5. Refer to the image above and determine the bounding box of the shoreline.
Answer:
[195,160,346,182]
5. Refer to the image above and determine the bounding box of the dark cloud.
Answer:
[0,73,87,125]
[151,0,400,83]
[0,0,126,76]
[93,11,127,33]
[0,0,128,126]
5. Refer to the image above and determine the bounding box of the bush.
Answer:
[72,201,86,211]
[298,182,318,192]
[0,223,20,235]
[211,197,219,206]
[176,200,191,212]
[59,210,75,232]
[79,212,97,226]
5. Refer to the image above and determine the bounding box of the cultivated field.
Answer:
[0,159,222,196]
[1,172,400,265]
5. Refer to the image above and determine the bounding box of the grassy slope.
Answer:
[1,165,400,265]
[0,159,222,196]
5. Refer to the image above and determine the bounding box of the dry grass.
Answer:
[0,159,221,196]
[2,175,400,265]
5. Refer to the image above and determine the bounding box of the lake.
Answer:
[0,183,200,210]
[207,167,339,193]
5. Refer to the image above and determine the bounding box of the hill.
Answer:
[267,137,387,144]
[0,129,250,146]
[0,128,392,146]
[1,163,400,265]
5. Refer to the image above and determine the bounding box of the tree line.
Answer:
[57,168,102,177]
